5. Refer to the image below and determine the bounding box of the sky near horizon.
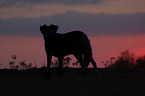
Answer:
[0,0,145,68]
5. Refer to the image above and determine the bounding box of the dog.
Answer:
[40,24,98,70]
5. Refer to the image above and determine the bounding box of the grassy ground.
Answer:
[0,68,145,96]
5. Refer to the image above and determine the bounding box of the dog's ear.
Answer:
[50,24,58,32]
[40,24,47,33]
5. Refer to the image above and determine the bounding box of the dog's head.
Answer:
[40,24,58,34]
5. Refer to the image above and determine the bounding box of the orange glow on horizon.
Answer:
[89,34,145,67]
[0,34,145,68]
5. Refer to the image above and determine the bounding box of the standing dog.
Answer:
[40,24,98,70]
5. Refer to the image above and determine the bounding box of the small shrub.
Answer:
[9,54,19,69]
[109,50,135,69]
[72,61,79,68]
[136,56,145,70]
[63,57,72,67]
[9,54,34,70]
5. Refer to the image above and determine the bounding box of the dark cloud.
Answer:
[0,11,145,36]
[0,0,104,6]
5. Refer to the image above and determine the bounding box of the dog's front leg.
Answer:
[58,57,64,70]
[46,54,52,69]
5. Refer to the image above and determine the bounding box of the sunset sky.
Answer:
[0,0,145,68]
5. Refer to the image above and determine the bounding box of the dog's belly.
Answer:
[52,48,74,57]
[52,53,70,57]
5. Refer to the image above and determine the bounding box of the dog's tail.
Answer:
[79,32,97,69]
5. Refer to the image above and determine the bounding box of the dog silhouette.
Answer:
[40,24,98,70]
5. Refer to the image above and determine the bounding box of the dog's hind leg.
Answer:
[84,54,91,68]
[90,57,100,74]
[74,54,84,69]
[90,57,97,69]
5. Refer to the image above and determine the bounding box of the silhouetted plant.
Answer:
[102,61,106,67]
[103,60,109,68]
[50,57,72,68]
[12,55,17,60]
[109,50,135,69]
[9,61,15,69]
[9,54,34,70]
[49,57,80,68]
[136,56,145,70]
[63,57,72,67]
[106,60,109,67]
[103,57,116,68]
[72,62,75,68]
[25,63,32,69]
[19,60,34,70]
[51,60,58,68]
[54,60,58,67]
[72,61,79,68]
[110,57,115,65]
[9,54,19,69]
[19,60,26,70]
[15,65,19,69]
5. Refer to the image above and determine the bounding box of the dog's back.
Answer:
[44,30,92,57]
